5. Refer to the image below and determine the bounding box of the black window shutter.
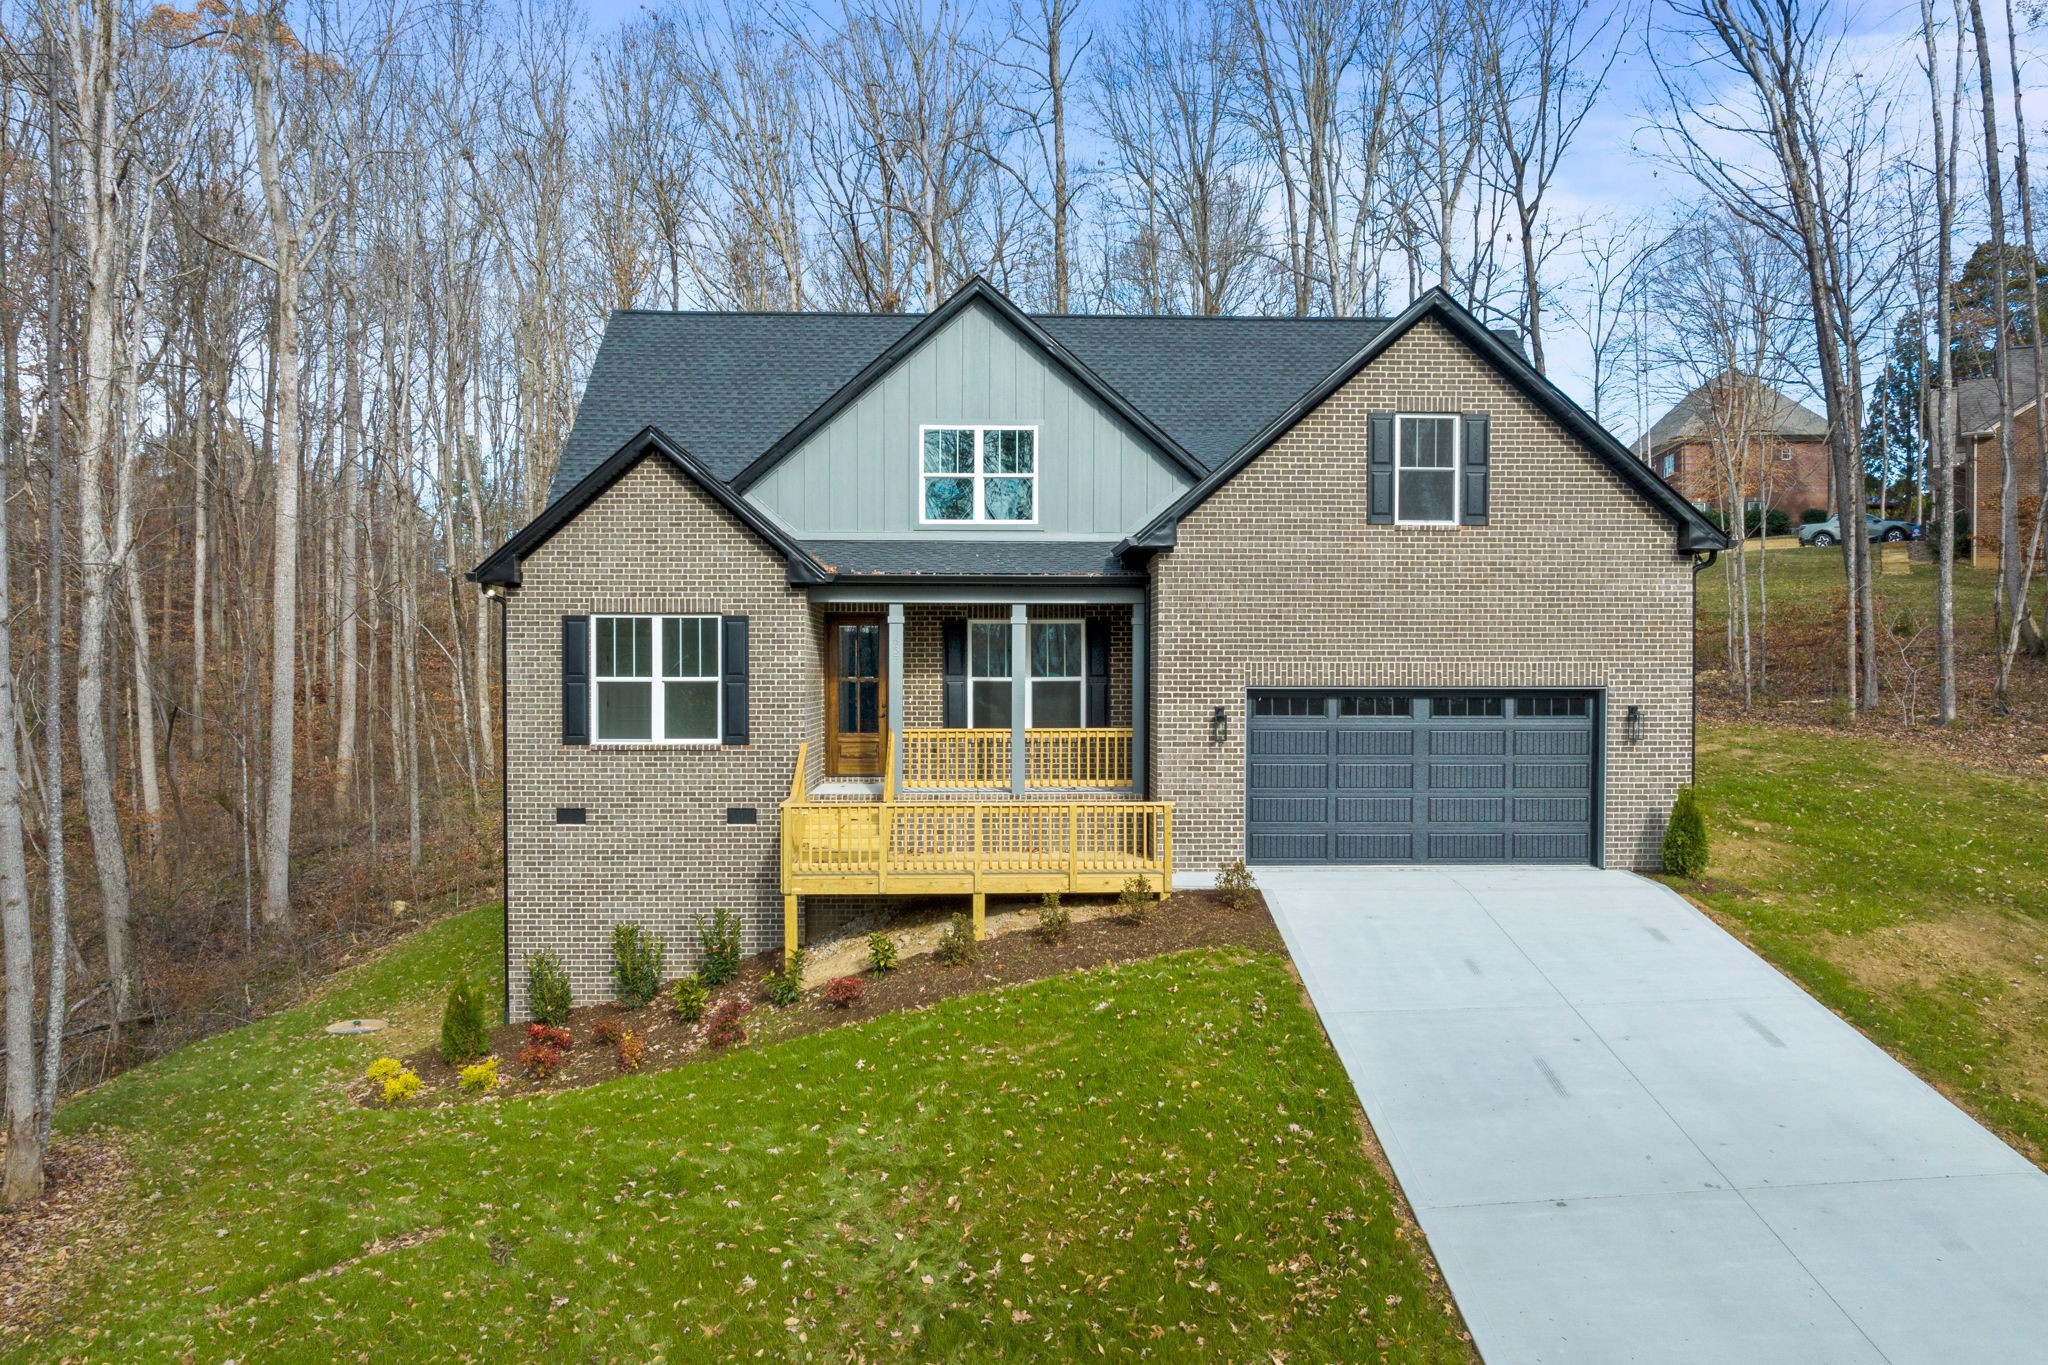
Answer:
[721,616,750,745]
[941,619,967,728]
[1368,413,1395,524]
[561,615,590,746]
[1462,413,1491,525]
[1084,618,1111,727]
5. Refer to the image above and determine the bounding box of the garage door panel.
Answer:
[1246,690,1597,866]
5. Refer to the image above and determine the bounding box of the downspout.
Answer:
[1690,549,1718,797]
[488,583,511,1024]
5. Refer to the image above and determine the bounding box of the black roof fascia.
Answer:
[1114,288,1731,558]
[727,277,1210,493]
[469,426,832,588]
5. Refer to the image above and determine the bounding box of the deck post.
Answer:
[1129,602,1146,797]
[1009,604,1028,794]
[972,891,986,940]
[886,603,905,790]
[783,894,798,964]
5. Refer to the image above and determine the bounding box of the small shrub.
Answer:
[519,1041,565,1079]
[1800,506,1829,525]
[616,1029,645,1072]
[611,922,666,1009]
[936,912,979,965]
[824,974,865,1009]
[1662,786,1710,878]
[527,1022,572,1051]
[1216,859,1258,912]
[440,968,493,1066]
[704,998,752,1049]
[458,1058,500,1094]
[1119,875,1156,925]
[526,949,572,1027]
[697,908,743,987]
[867,931,899,974]
[375,1062,422,1105]
[592,1019,624,1047]
[672,974,709,1023]
[762,948,807,1007]
[365,1056,403,1086]
[1036,892,1070,946]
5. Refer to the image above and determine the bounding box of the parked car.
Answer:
[1799,515,1918,547]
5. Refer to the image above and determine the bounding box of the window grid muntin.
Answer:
[592,614,721,745]
[919,425,1038,524]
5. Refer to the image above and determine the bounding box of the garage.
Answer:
[1245,690,1597,864]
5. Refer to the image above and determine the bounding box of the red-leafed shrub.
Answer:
[592,1020,624,1047]
[616,1029,645,1071]
[519,1041,565,1079]
[704,999,752,1049]
[824,975,864,1009]
[527,1023,572,1051]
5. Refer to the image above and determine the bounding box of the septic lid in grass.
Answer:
[325,1018,388,1035]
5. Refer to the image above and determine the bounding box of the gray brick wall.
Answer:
[1149,317,1695,873]
[504,457,812,1015]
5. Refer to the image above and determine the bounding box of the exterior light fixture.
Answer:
[1625,705,1644,745]
[1210,705,1228,744]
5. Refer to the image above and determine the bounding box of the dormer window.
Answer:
[922,426,1037,524]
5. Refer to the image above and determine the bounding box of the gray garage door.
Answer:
[1245,690,1597,864]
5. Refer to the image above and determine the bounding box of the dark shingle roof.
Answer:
[1641,372,1827,453]
[1956,351,2043,437]
[802,539,1138,579]
[550,309,1396,503]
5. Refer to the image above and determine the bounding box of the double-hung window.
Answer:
[592,615,719,743]
[1028,621,1083,726]
[967,622,1012,727]
[1396,415,1459,525]
[965,619,1084,727]
[921,426,1037,523]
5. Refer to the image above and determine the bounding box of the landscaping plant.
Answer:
[1036,892,1070,945]
[457,1058,500,1094]
[526,949,573,1027]
[866,930,899,973]
[697,908,743,987]
[824,974,864,1009]
[1119,875,1156,925]
[1216,859,1258,912]
[936,912,979,965]
[592,1019,624,1047]
[762,948,806,1007]
[615,1029,645,1071]
[527,1023,573,1051]
[518,1040,565,1079]
[439,968,492,1066]
[1662,785,1709,878]
[704,998,752,1048]
[366,1057,422,1105]
[610,922,666,1008]
[672,974,709,1023]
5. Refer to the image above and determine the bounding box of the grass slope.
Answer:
[1690,721,2048,1160]
[39,908,1468,1362]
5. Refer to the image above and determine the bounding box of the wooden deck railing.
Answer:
[897,727,1133,789]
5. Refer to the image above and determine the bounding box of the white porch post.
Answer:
[1130,601,1146,797]
[1009,603,1028,794]
[887,602,905,793]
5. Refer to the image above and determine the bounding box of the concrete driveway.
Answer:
[1261,864,2048,1365]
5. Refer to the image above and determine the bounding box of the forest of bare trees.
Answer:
[0,0,2042,1205]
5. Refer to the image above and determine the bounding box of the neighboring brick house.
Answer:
[1638,373,1833,518]
[474,280,1727,1015]
[1954,352,2047,559]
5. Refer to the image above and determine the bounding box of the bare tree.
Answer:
[1918,0,1965,723]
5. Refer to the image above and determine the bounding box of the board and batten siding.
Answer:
[746,301,1191,537]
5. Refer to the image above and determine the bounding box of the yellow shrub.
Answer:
[365,1057,404,1085]
[458,1058,499,1094]
[380,1067,423,1105]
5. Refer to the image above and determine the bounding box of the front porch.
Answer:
[782,587,1172,959]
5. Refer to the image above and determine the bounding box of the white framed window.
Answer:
[1660,452,1678,477]
[592,615,720,744]
[1395,415,1459,525]
[967,621,1012,727]
[1028,620,1084,727]
[921,425,1038,524]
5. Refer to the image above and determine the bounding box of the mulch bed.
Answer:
[0,1133,132,1337]
[384,889,1280,1104]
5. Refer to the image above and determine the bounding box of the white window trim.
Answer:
[1025,617,1084,728]
[1393,412,1461,527]
[918,424,1042,527]
[590,614,722,747]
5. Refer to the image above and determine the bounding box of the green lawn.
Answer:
[1689,721,2048,1160]
[35,908,1469,1362]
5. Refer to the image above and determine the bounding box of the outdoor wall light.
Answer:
[1210,705,1228,744]
[1625,705,1644,745]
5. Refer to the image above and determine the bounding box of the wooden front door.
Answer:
[825,615,886,776]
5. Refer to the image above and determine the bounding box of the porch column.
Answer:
[1009,603,1029,794]
[1129,601,1147,797]
[886,602,905,796]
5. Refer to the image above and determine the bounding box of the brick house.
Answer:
[1954,352,2046,559]
[1639,373,1833,518]
[473,280,1727,1014]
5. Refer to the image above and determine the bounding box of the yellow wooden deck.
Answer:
[778,740,1172,959]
